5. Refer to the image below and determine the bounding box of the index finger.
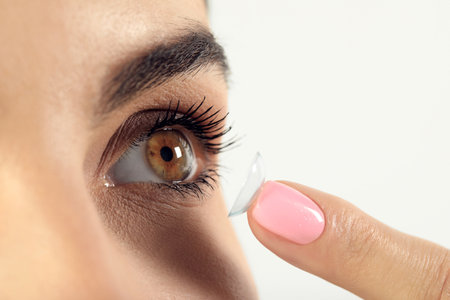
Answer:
[247,180,450,299]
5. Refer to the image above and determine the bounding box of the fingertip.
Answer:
[247,181,325,245]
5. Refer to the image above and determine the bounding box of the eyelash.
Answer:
[131,98,235,152]
[126,98,237,197]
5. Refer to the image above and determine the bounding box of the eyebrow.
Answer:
[99,26,229,114]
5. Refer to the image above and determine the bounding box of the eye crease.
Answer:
[101,99,236,197]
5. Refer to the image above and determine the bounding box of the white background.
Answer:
[209,1,450,299]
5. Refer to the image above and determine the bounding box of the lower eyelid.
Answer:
[94,183,220,256]
[106,182,214,211]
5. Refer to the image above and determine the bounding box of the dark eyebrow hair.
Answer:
[99,26,229,114]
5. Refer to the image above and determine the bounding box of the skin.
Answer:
[0,0,448,299]
[0,0,256,299]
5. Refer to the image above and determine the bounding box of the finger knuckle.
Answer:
[412,246,450,299]
[331,208,381,275]
[436,250,450,300]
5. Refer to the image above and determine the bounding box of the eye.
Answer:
[106,127,203,186]
[100,100,237,196]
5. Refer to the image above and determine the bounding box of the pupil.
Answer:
[160,146,174,162]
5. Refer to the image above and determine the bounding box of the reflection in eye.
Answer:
[106,128,200,185]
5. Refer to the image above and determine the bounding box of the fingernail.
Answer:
[251,181,325,245]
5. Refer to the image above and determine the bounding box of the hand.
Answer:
[247,181,450,299]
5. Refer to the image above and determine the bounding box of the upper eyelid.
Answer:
[96,111,152,175]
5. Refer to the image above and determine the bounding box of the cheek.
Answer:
[92,186,257,298]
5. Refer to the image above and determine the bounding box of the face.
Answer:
[0,0,257,298]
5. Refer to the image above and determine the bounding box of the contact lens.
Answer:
[228,152,266,217]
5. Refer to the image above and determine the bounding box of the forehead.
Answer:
[0,0,208,111]
[1,0,208,44]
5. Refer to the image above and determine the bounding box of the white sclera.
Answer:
[228,152,266,217]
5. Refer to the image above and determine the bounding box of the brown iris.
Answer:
[145,129,194,182]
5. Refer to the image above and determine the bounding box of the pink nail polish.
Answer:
[251,181,325,245]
